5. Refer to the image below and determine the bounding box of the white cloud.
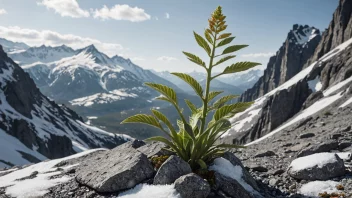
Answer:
[165,13,170,19]
[0,26,123,56]
[241,52,275,58]
[157,56,177,61]
[0,9,7,15]
[38,0,90,18]
[93,4,151,22]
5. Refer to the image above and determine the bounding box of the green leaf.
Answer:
[217,144,247,149]
[213,55,236,67]
[194,31,211,56]
[212,95,239,108]
[216,37,235,48]
[197,159,208,169]
[171,73,203,98]
[152,109,176,134]
[204,30,213,44]
[183,52,206,68]
[145,82,177,104]
[221,45,248,55]
[213,102,253,121]
[184,123,195,140]
[121,114,161,128]
[185,99,197,114]
[208,91,223,102]
[217,33,231,40]
[222,62,261,74]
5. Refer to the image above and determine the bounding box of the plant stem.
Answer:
[200,31,217,134]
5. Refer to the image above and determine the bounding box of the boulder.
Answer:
[288,153,346,180]
[153,155,192,185]
[75,145,154,193]
[137,141,172,158]
[174,173,210,198]
[297,140,338,157]
[213,172,253,198]
[223,152,260,191]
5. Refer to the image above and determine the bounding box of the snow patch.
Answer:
[289,153,338,172]
[339,96,352,108]
[299,180,341,197]
[209,158,260,196]
[308,76,322,92]
[118,184,180,198]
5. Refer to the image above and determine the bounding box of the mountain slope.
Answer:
[0,38,29,53]
[0,45,130,168]
[240,25,321,102]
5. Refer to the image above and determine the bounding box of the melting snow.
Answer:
[299,181,341,197]
[308,76,322,92]
[323,76,352,96]
[288,153,338,172]
[0,149,104,198]
[339,96,352,108]
[118,184,180,198]
[209,158,260,196]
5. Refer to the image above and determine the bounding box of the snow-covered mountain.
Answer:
[8,44,180,112]
[0,45,131,168]
[0,38,29,53]
[217,69,263,90]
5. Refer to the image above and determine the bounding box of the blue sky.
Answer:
[0,0,338,72]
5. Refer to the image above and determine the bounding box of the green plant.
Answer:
[121,6,260,170]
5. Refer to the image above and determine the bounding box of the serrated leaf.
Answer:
[204,30,213,44]
[217,33,231,40]
[213,55,236,66]
[182,51,206,68]
[194,31,211,56]
[213,95,239,109]
[185,99,197,114]
[217,37,235,48]
[217,25,227,33]
[145,82,177,104]
[171,72,203,98]
[121,114,161,128]
[152,109,175,133]
[223,62,261,74]
[213,102,253,121]
[184,123,195,140]
[208,91,223,102]
[222,45,248,55]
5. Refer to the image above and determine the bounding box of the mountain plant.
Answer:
[122,6,260,170]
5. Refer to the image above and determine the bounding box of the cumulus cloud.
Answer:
[37,0,90,18]
[0,26,123,56]
[0,9,7,15]
[157,56,177,61]
[93,4,151,22]
[165,13,170,19]
[241,52,275,58]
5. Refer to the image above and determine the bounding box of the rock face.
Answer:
[153,155,192,185]
[288,153,346,180]
[75,144,154,193]
[213,172,253,198]
[174,173,211,198]
[240,25,321,102]
[0,45,129,168]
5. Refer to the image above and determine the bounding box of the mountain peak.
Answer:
[288,24,320,45]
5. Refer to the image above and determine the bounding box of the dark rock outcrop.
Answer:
[240,25,321,102]
[174,173,211,198]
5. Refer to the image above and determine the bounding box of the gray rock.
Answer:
[299,133,315,139]
[288,153,346,180]
[246,163,268,172]
[174,173,210,198]
[153,155,192,185]
[75,145,154,193]
[137,141,172,158]
[223,152,260,192]
[254,150,276,158]
[339,141,352,150]
[269,178,279,186]
[302,91,324,109]
[213,172,253,198]
[297,140,338,157]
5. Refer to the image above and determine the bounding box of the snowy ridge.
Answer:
[222,38,352,145]
[291,26,319,45]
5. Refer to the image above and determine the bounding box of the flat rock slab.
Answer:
[288,153,345,181]
[75,145,154,193]
[297,140,338,157]
[153,155,192,185]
